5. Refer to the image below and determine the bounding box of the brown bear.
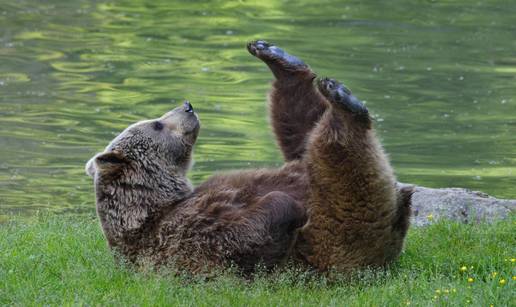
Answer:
[86,101,308,274]
[86,40,412,275]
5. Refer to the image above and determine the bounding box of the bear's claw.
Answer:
[247,40,308,71]
[318,78,369,120]
[247,40,271,55]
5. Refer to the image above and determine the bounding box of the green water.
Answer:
[1,0,515,218]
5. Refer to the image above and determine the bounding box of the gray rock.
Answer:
[398,183,516,227]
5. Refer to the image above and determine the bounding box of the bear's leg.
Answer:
[232,191,307,274]
[295,78,402,271]
[247,40,327,161]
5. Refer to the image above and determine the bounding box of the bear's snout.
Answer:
[183,100,194,113]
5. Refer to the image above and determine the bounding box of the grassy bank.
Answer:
[1,213,514,306]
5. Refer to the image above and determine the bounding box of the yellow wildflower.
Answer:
[467,277,474,283]
[427,214,434,221]
[452,288,457,293]
[499,279,506,285]
[491,272,498,278]
[460,266,468,272]
[511,258,515,263]
[444,289,449,294]
[512,276,516,281]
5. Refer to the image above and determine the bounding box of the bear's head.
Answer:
[86,101,199,181]
[86,101,200,239]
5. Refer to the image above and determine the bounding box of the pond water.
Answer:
[1,0,515,218]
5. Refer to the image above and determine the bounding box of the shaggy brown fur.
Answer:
[87,102,307,275]
[247,40,413,270]
[86,41,412,275]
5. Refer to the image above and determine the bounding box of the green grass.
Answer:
[1,213,514,306]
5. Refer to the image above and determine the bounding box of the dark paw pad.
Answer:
[318,78,369,119]
[247,40,307,70]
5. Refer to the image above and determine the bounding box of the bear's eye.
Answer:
[152,121,164,131]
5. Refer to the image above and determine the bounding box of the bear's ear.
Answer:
[85,150,127,177]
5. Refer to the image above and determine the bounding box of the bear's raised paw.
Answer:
[247,40,309,74]
[317,78,370,124]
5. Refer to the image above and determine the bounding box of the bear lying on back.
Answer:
[86,41,412,275]
[86,101,307,274]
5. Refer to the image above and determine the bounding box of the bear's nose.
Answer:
[183,100,194,113]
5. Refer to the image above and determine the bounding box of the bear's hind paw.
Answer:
[247,40,308,72]
[318,78,370,122]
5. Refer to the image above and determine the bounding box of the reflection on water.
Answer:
[1,0,515,218]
